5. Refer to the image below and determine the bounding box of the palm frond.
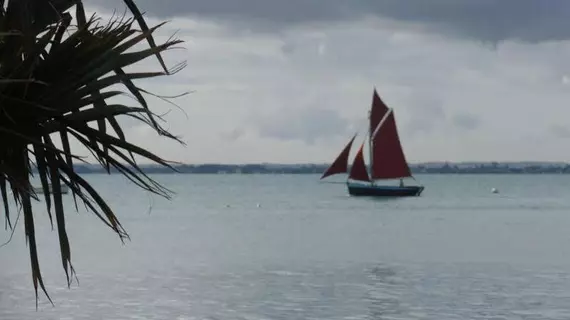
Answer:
[0,0,186,306]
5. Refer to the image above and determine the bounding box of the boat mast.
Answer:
[368,110,374,184]
[368,88,388,184]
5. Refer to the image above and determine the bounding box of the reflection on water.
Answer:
[366,264,402,320]
[3,262,570,319]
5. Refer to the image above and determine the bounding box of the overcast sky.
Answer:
[81,0,570,163]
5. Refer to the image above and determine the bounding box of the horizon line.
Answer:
[67,161,570,166]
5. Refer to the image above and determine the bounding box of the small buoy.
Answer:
[491,188,499,194]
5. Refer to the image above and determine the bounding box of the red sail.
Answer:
[320,134,357,179]
[371,111,412,180]
[349,143,371,182]
[370,89,389,137]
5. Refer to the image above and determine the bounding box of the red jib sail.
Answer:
[349,143,371,182]
[369,89,389,138]
[320,134,357,179]
[371,111,412,180]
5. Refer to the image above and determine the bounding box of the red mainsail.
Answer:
[369,89,389,138]
[320,134,357,179]
[371,111,412,180]
[348,143,371,182]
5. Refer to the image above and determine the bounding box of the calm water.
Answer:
[2,174,570,319]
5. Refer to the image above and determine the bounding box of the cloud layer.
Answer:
[96,0,570,42]
[71,2,570,163]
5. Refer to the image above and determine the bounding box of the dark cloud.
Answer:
[94,0,570,42]
[549,124,570,139]
[402,94,446,137]
[220,128,246,141]
[451,113,481,131]
[254,108,350,145]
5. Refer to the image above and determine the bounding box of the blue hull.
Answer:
[347,183,424,197]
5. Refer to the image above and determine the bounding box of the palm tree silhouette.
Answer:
[0,0,185,307]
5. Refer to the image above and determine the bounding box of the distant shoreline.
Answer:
[46,162,570,175]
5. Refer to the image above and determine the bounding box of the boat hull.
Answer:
[347,183,424,197]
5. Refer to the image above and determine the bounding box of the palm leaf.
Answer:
[0,0,187,306]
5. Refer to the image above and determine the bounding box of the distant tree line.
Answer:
[37,162,570,175]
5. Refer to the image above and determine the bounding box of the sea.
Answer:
[2,174,570,319]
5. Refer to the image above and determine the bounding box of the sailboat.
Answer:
[320,89,424,197]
